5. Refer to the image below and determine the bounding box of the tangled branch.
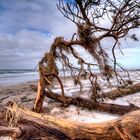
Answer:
[33,0,140,112]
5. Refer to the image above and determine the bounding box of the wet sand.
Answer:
[0,76,72,111]
[0,81,37,109]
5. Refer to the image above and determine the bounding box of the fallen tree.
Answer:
[99,82,140,100]
[32,0,140,112]
[30,84,139,115]
[1,1,140,139]
[0,105,140,140]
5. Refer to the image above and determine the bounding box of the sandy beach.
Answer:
[0,70,140,124]
[0,70,140,139]
[0,76,80,112]
[0,81,37,109]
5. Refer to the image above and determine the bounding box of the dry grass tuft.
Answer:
[5,101,20,127]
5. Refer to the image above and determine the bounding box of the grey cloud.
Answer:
[0,0,76,69]
[0,0,75,37]
[0,30,54,68]
[0,0,139,69]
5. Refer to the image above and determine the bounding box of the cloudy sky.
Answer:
[0,0,140,69]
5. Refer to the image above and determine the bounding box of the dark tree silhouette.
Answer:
[33,0,140,112]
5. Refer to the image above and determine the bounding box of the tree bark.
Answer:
[0,126,21,138]
[0,105,140,140]
[30,85,139,115]
[32,80,45,113]
[101,83,140,100]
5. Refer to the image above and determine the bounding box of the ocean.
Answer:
[0,69,39,86]
[0,69,100,86]
[0,69,74,86]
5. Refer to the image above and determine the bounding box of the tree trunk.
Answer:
[32,80,45,113]
[101,83,140,100]
[0,105,140,140]
[30,85,139,115]
[0,126,21,138]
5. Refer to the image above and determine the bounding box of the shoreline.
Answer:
[0,75,74,109]
[0,78,120,124]
[0,70,140,124]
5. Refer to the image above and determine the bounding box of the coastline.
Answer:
[0,75,74,109]
[0,78,120,124]
[0,70,140,124]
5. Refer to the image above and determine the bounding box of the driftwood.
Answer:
[0,126,21,138]
[101,83,140,100]
[0,96,9,102]
[0,105,140,140]
[33,80,45,113]
[30,84,139,115]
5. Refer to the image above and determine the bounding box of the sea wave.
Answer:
[0,69,37,74]
[0,69,39,85]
